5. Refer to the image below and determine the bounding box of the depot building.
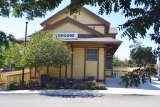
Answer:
[18,7,122,82]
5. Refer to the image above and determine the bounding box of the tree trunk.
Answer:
[36,68,41,85]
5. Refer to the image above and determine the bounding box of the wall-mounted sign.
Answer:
[53,33,78,39]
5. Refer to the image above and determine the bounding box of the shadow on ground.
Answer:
[39,89,106,98]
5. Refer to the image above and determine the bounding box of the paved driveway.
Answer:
[105,77,160,95]
[105,77,160,90]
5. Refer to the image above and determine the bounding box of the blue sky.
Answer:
[0,0,157,60]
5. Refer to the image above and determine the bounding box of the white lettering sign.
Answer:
[53,33,78,39]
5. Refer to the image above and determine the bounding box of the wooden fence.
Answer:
[0,70,30,86]
[113,67,140,77]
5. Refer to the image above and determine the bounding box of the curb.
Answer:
[0,89,160,96]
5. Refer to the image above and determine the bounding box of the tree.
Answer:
[121,68,151,88]
[4,43,26,68]
[26,30,71,82]
[130,46,157,68]
[3,30,72,83]
[113,55,137,67]
[3,43,27,84]
[127,59,137,68]
[113,55,123,67]
[0,31,15,68]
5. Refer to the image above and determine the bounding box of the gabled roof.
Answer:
[43,17,107,37]
[81,7,110,26]
[40,6,110,27]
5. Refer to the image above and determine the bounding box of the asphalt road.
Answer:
[0,95,160,107]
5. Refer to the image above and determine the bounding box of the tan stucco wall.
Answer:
[72,48,85,79]
[30,44,105,81]
[75,10,102,24]
[45,9,106,34]
[86,61,97,79]
[53,22,91,34]
[47,10,103,26]
[99,48,104,80]
[95,26,105,34]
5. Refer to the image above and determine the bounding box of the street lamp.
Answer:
[25,22,28,42]
[22,21,28,84]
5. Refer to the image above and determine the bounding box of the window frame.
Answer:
[105,56,112,70]
[86,48,98,61]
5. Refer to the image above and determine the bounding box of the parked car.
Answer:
[0,68,11,72]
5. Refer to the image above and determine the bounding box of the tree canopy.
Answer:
[26,30,72,69]
[3,43,26,68]
[0,0,160,43]
[113,55,123,67]
[0,31,15,67]
[3,30,71,83]
[69,0,160,42]
[130,44,157,68]
[113,55,137,67]
[3,30,72,68]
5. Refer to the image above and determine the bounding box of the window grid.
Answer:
[86,48,98,61]
[106,57,112,70]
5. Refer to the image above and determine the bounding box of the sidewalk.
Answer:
[0,88,160,96]
[0,78,159,96]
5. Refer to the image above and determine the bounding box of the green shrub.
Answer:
[8,80,40,90]
[120,69,151,88]
[95,82,106,90]
[81,81,106,90]
[72,83,82,89]
[81,81,96,90]
[8,81,21,90]
[8,80,106,90]
[26,80,40,90]
[45,82,59,89]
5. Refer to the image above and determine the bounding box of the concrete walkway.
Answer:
[0,78,159,96]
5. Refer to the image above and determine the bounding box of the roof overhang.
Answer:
[64,37,122,44]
